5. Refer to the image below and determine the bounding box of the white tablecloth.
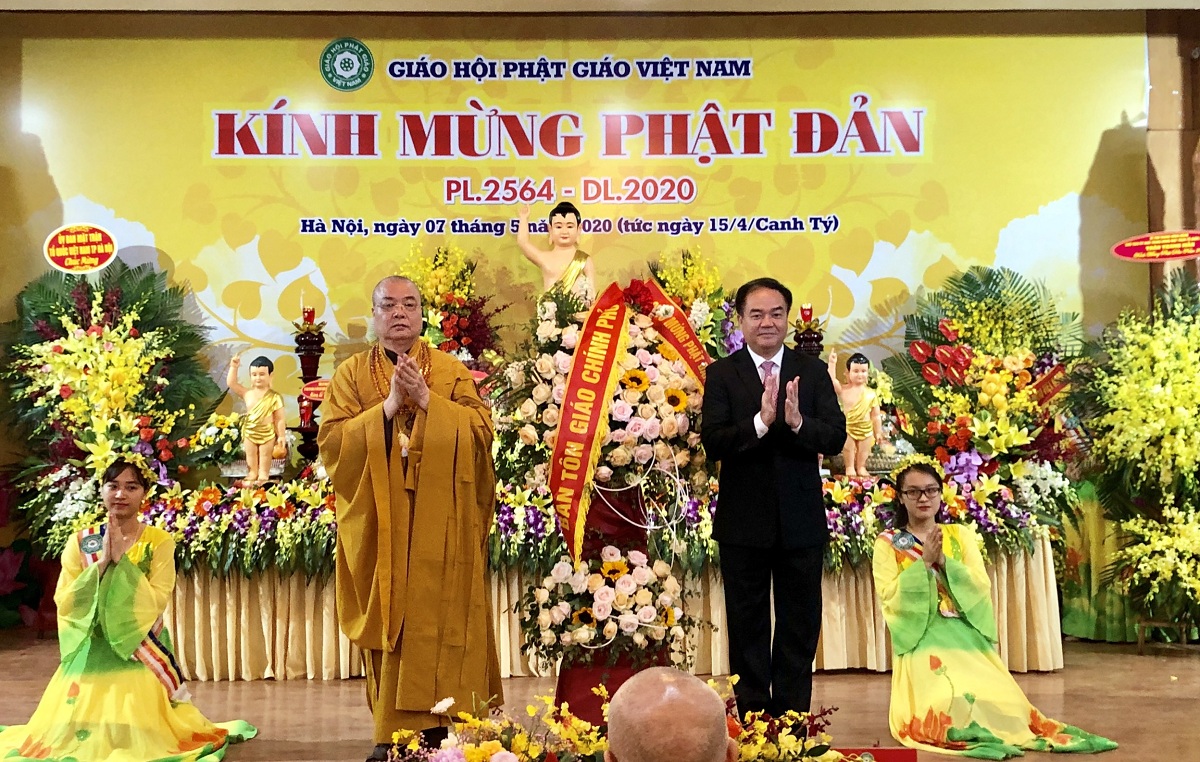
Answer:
[166,536,1062,680]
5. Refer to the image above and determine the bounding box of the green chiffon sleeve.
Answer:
[99,535,177,660]
[53,533,103,662]
[872,534,938,655]
[943,525,998,643]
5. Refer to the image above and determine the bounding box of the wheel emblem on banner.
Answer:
[319,37,374,92]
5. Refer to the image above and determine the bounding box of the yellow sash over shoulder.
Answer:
[550,250,591,299]
[845,387,877,441]
[243,390,283,445]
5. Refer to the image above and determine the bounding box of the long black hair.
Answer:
[892,462,942,529]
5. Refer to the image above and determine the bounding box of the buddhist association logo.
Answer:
[320,38,374,92]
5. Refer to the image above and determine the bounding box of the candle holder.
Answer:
[291,315,327,462]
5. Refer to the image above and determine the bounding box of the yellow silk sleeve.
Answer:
[942,524,998,643]
[54,531,102,662]
[872,533,938,655]
[98,533,176,659]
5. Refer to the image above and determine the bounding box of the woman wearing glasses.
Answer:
[872,461,1116,759]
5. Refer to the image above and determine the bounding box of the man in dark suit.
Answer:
[701,277,847,717]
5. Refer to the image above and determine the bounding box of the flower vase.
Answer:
[553,649,668,726]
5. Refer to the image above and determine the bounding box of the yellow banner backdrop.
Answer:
[5,13,1149,414]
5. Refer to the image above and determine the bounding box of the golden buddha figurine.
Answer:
[827,350,886,479]
[516,201,595,301]
[227,355,287,485]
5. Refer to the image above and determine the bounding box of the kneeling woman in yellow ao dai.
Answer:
[872,462,1116,760]
[0,458,255,761]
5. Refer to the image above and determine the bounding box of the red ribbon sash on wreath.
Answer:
[1031,363,1068,406]
[642,279,712,386]
[550,283,631,562]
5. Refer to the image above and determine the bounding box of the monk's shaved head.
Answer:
[371,275,418,309]
[604,667,735,762]
[371,276,423,352]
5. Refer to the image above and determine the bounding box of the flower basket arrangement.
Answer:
[0,262,220,557]
[140,468,337,579]
[490,276,717,578]
[648,248,740,359]
[390,695,608,762]
[822,477,890,572]
[1069,271,1200,626]
[387,689,845,762]
[489,483,567,575]
[402,244,504,372]
[188,412,244,467]
[880,266,1082,554]
[519,546,697,671]
[727,705,841,761]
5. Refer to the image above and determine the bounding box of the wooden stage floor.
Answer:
[1,631,1195,761]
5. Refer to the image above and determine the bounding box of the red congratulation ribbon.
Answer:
[549,283,630,562]
[642,279,712,386]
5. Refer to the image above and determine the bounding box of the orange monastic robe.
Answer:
[317,343,502,742]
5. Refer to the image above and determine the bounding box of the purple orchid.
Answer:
[945,449,984,486]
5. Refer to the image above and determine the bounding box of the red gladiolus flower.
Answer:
[156,438,171,451]
[139,428,154,442]
[909,340,934,364]
[938,318,959,342]
[138,416,151,427]
[935,447,950,463]
[929,406,942,418]
[176,438,189,449]
[59,385,73,399]
[934,344,955,366]
[921,363,943,385]
[158,450,173,462]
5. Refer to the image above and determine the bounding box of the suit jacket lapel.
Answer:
[780,347,800,408]
[733,347,763,398]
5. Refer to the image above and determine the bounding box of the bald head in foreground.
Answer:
[605,667,737,762]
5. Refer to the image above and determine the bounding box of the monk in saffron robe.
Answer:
[317,276,502,761]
